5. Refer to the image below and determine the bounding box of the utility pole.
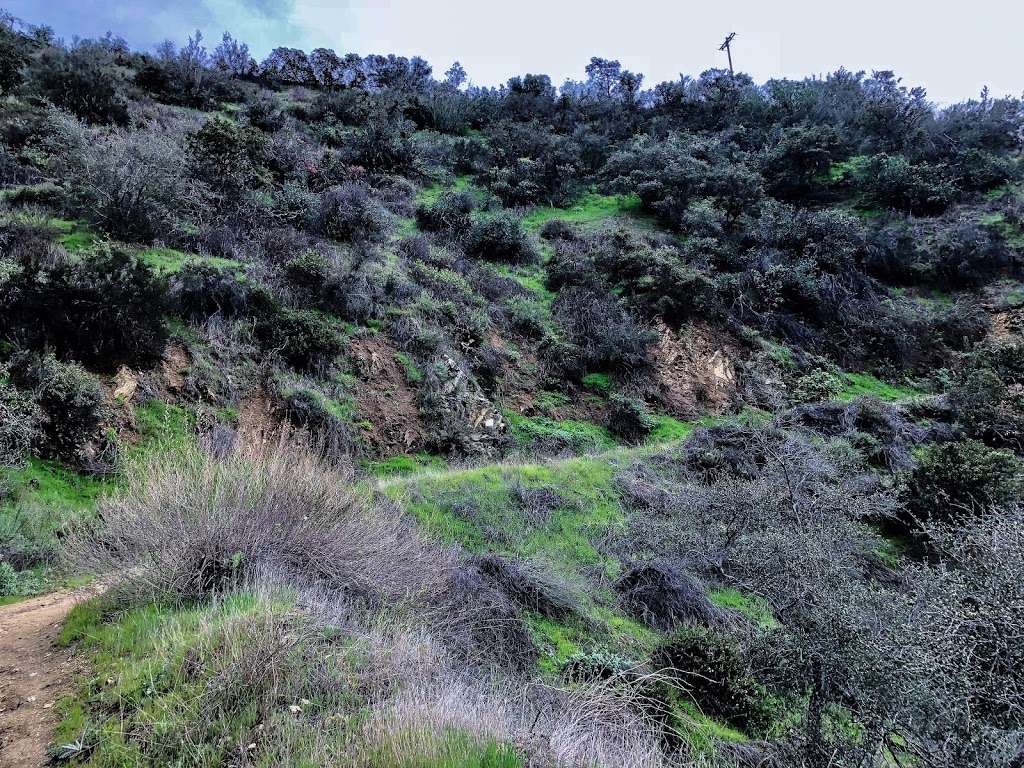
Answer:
[719,32,736,76]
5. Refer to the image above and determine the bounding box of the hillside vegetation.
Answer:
[0,10,1023,767]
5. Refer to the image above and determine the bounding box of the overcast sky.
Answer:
[9,0,1023,104]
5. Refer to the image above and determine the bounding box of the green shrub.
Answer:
[791,369,842,404]
[415,190,475,236]
[906,440,1022,524]
[654,626,765,732]
[0,250,169,370]
[254,308,345,372]
[28,44,129,125]
[606,395,655,443]
[317,182,391,242]
[12,354,105,463]
[465,212,537,264]
[0,374,39,466]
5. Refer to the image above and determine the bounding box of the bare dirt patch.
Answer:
[349,336,426,455]
[651,321,740,418]
[0,587,99,767]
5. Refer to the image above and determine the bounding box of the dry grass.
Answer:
[65,440,455,608]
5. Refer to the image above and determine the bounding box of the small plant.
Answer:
[316,182,391,242]
[12,354,106,463]
[791,368,842,403]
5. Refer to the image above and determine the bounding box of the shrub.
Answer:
[44,109,207,241]
[0,22,28,97]
[0,250,169,370]
[654,626,764,731]
[269,373,360,460]
[615,562,730,631]
[464,212,537,264]
[28,43,129,125]
[188,115,270,209]
[11,353,105,462]
[316,182,391,242]
[415,190,475,236]
[601,133,764,228]
[905,440,1021,524]
[0,373,39,466]
[606,395,655,443]
[791,369,842,404]
[539,219,575,241]
[852,154,957,215]
[253,307,344,372]
[67,445,450,606]
[170,262,250,321]
[549,288,656,375]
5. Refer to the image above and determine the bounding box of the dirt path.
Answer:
[0,587,96,767]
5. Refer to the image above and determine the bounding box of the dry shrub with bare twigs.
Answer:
[66,441,454,607]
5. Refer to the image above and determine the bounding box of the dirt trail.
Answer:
[0,587,96,767]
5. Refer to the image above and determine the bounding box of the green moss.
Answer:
[526,614,585,677]
[1,458,107,513]
[673,699,750,755]
[130,401,197,459]
[57,226,99,254]
[416,175,478,206]
[647,415,700,443]
[361,453,447,478]
[533,390,571,414]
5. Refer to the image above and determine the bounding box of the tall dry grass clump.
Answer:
[66,441,454,607]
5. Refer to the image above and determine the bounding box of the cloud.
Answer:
[7,0,303,56]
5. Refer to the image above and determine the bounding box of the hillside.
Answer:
[0,11,1023,768]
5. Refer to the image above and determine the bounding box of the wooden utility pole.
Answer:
[719,32,736,75]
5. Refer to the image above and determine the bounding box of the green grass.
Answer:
[394,351,424,383]
[979,210,1024,248]
[360,453,447,478]
[520,192,642,231]
[708,587,777,628]
[367,729,523,768]
[386,452,624,576]
[836,373,924,402]
[57,591,524,767]
[0,400,196,598]
[129,400,197,460]
[673,699,749,755]
[416,175,478,206]
[580,372,612,393]
[136,247,245,276]
[647,415,701,443]
[504,412,616,453]
[0,459,110,597]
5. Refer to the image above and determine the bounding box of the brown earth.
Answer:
[0,587,98,768]
[349,336,426,455]
[651,321,740,418]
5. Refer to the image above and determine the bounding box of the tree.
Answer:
[260,47,314,84]
[444,60,467,90]
[212,32,254,76]
[29,42,129,125]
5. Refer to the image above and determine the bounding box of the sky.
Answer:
[8,0,1024,104]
